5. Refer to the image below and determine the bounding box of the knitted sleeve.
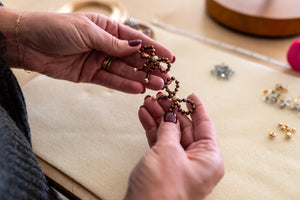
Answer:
[0,56,61,199]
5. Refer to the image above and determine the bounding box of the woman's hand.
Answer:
[124,93,224,200]
[1,7,174,93]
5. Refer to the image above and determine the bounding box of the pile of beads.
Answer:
[134,45,195,115]
[263,83,300,111]
[269,122,296,139]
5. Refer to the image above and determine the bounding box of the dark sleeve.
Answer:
[0,56,61,200]
[0,2,3,6]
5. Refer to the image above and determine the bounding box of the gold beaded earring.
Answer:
[152,76,196,115]
[133,45,171,83]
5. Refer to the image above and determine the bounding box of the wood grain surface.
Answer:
[206,0,300,37]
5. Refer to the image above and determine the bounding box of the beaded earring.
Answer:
[152,76,196,115]
[133,45,171,83]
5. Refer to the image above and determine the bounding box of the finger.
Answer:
[156,93,194,148]
[156,112,181,146]
[120,53,171,81]
[80,53,164,91]
[91,26,142,57]
[138,105,158,147]
[86,13,175,61]
[188,93,218,142]
[91,70,144,94]
[118,23,175,62]
[143,95,166,126]
[107,59,164,91]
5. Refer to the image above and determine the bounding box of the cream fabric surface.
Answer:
[23,27,300,200]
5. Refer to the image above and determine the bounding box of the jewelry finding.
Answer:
[152,76,196,115]
[263,84,300,113]
[102,56,115,72]
[278,122,296,139]
[134,45,171,83]
[211,63,234,80]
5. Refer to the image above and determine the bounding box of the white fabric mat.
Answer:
[23,27,300,200]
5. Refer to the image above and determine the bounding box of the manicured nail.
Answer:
[141,87,146,94]
[171,56,176,63]
[164,112,177,124]
[129,39,142,47]
[144,95,151,100]
[139,105,145,110]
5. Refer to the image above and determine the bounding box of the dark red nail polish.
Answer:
[144,95,151,100]
[141,87,146,94]
[171,56,176,63]
[129,39,142,47]
[139,105,145,109]
[164,112,177,124]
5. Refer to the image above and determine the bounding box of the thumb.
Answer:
[92,28,142,57]
[156,112,181,145]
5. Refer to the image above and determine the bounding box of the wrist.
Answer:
[0,6,22,66]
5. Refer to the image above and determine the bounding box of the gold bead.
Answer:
[151,95,157,101]
[269,132,277,137]
[172,95,179,102]
[144,78,149,84]
[263,90,269,95]
[133,68,138,72]
[285,132,293,139]
[289,128,296,133]
[278,122,284,127]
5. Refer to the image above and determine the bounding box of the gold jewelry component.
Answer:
[269,132,277,137]
[133,45,171,83]
[102,56,115,72]
[277,122,296,139]
[285,132,293,139]
[275,83,288,93]
[155,76,195,115]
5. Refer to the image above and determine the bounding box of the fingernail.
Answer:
[141,87,146,94]
[139,105,145,109]
[171,56,176,63]
[128,39,142,47]
[164,112,177,124]
[144,95,151,100]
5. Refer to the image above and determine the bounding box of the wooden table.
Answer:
[3,0,300,199]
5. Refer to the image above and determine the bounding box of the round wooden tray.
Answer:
[206,0,300,37]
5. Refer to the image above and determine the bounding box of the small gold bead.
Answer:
[269,132,277,137]
[263,90,269,95]
[133,68,138,72]
[151,96,157,101]
[285,132,293,139]
[172,95,179,102]
[278,122,284,127]
[144,78,149,84]
[289,128,296,133]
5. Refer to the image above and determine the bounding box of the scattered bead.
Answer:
[285,132,293,139]
[211,63,234,80]
[269,132,277,137]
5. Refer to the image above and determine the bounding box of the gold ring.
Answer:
[102,56,115,72]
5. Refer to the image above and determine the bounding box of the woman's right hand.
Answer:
[124,93,224,200]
